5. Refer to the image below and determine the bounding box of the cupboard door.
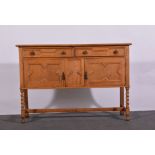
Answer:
[85,57,125,87]
[65,58,84,87]
[24,58,64,88]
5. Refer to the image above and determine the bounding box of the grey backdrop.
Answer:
[0,25,154,114]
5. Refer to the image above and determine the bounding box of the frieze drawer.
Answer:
[23,48,73,58]
[75,47,125,57]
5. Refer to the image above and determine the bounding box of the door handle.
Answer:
[62,72,66,80]
[84,72,88,80]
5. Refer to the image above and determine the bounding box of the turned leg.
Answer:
[120,87,124,115]
[125,87,130,121]
[20,89,27,123]
[24,89,29,118]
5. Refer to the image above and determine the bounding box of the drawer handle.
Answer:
[61,51,66,55]
[30,51,35,56]
[82,50,88,55]
[113,50,118,54]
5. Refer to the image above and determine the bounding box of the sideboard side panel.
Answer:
[125,46,130,87]
[19,47,25,88]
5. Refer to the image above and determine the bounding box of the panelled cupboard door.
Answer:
[24,58,64,88]
[85,57,125,87]
[65,58,84,87]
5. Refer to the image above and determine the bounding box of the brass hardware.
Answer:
[113,50,118,54]
[61,51,66,55]
[62,72,65,80]
[30,51,35,56]
[84,72,88,80]
[82,50,88,55]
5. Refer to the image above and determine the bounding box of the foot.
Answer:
[120,111,124,115]
[125,114,130,121]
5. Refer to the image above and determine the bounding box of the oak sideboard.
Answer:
[17,43,131,122]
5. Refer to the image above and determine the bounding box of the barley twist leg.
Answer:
[20,89,26,123]
[125,87,130,121]
[120,87,125,115]
[24,89,29,118]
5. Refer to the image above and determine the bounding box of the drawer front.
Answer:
[75,47,125,57]
[23,48,73,57]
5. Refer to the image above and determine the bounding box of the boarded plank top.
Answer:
[16,43,132,47]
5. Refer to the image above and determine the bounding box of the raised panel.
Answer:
[24,58,64,88]
[85,57,125,87]
[65,58,84,87]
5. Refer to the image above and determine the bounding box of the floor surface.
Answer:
[0,111,155,130]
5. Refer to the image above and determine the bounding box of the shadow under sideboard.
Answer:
[44,88,101,109]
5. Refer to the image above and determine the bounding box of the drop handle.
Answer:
[82,50,88,55]
[30,51,35,56]
[61,51,66,55]
[113,50,118,54]
[62,72,66,80]
[84,72,88,80]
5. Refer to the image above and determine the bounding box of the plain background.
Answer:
[0,0,155,155]
[0,25,155,114]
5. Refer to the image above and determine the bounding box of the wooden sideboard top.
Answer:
[16,43,132,47]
